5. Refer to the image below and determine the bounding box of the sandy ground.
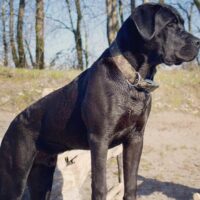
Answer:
[0,111,200,200]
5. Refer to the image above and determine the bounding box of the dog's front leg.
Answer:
[89,135,108,200]
[123,134,143,200]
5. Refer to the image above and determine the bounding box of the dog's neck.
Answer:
[109,41,138,84]
[109,40,155,81]
[109,40,159,92]
[111,18,159,81]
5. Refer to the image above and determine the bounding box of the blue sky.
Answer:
[44,0,200,68]
[0,0,200,68]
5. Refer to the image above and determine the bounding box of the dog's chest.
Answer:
[114,90,151,133]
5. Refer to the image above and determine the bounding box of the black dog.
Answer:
[0,3,199,200]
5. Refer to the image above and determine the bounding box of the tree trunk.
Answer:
[25,39,35,68]
[1,0,8,67]
[65,0,84,70]
[106,0,119,45]
[83,34,89,68]
[118,0,124,25]
[9,0,19,68]
[177,2,194,33]
[35,0,44,69]
[159,0,165,3]
[177,2,198,65]
[194,0,200,13]
[17,0,27,68]
[74,0,83,70]
[131,0,136,12]
[83,20,89,69]
[188,3,194,33]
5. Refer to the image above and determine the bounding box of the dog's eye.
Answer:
[167,19,178,27]
[167,23,174,27]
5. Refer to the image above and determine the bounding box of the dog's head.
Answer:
[131,3,200,65]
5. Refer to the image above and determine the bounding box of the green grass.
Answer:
[0,67,200,115]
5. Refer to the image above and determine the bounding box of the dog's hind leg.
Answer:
[27,152,57,200]
[0,121,38,200]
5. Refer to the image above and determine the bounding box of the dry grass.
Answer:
[0,67,81,112]
[152,68,200,115]
[0,67,200,115]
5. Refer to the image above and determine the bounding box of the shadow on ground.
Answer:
[138,175,200,200]
[50,167,64,200]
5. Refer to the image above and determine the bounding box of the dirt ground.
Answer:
[0,110,200,200]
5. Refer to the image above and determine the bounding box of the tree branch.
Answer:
[45,15,73,31]
[177,3,189,19]
[65,0,75,33]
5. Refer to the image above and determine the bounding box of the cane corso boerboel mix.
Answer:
[0,3,200,200]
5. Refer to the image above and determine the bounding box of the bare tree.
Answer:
[194,0,200,13]
[65,0,84,70]
[35,0,44,69]
[118,0,124,25]
[177,2,194,33]
[75,0,83,70]
[131,0,136,12]
[1,0,8,66]
[83,19,89,68]
[17,0,27,68]
[106,0,119,45]
[25,39,35,68]
[193,0,200,66]
[9,0,19,68]
[159,0,165,3]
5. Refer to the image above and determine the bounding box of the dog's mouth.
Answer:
[175,46,199,63]
[161,57,175,66]
[160,47,199,65]
[164,59,175,66]
[161,55,184,66]
[174,58,184,65]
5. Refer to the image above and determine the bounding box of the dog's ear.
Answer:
[131,3,175,40]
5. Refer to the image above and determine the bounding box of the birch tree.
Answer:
[65,0,84,70]
[17,0,27,68]
[106,0,119,45]
[1,0,8,66]
[177,2,194,33]
[159,0,165,3]
[194,0,200,13]
[131,0,136,12]
[9,0,19,68]
[118,0,124,25]
[35,0,44,69]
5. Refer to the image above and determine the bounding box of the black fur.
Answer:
[0,3,199,200]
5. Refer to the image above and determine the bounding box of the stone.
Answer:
[193,193,200,200]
